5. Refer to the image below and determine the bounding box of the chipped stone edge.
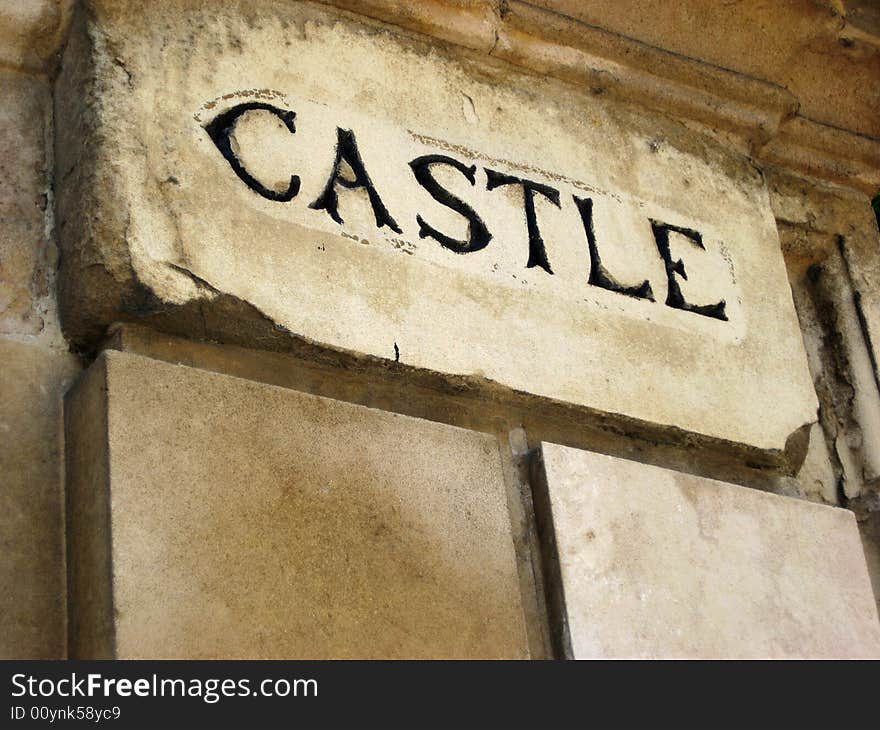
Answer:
[51,1,819,468]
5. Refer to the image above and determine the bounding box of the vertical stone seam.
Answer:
[527,445,573,660]
[837,235,880,398]
[62,367,76,657]
[58,376,68,659]
[496,430,552,659]
[64,354,116,658]
[101,354,117,659]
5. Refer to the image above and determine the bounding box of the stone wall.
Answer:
[0,0,79,659]
[2,0,879,659]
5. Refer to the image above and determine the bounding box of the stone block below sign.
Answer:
[0,339,79,658]
[64,350,529,658]
[533,443,880,658]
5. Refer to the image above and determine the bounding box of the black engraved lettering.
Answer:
[310,127,402,233]
[409,154,491,253]
[485,169,560,274]
[575,195,654,300]
[204,102,300,202]
[650,220,727,321]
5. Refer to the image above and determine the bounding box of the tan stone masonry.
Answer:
[1,0,879,657]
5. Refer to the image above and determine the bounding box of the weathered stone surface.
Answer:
[322,1,880,192]
[0,339,79,659]
[531,0,880,141]
[797,422,838,505]
[759,115,880,195]
[0,0,73,72]
[774,175,880,395]
[533,443,880,658]
[330,0,799,148]
[773,171,880,503]
[65,350,528,659]
[0,71,51,336]
[55,0,816,457]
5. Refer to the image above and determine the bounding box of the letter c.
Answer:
[204,102,300,202]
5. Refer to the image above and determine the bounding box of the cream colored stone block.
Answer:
[534,443,880,658]
[55,0,816,456]
[0,71,50,336]
[0,339,79,658]
[65,350,528,659]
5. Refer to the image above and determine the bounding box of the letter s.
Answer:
[409,154,491,254]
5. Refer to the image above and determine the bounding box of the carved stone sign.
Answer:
[55,1,817,453]
[202,98,730,323]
